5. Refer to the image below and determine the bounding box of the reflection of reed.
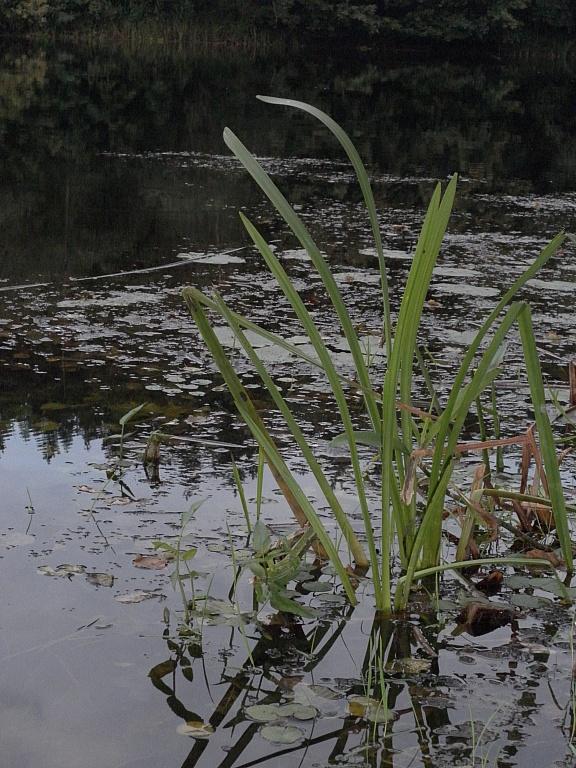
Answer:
[148,595,449,768]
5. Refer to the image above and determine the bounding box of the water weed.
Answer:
[184,97,572,613]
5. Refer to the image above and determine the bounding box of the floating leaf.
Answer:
[176,721,214,739]
[260,725,303,744]
[245,704,281,722]
[279,703,317,720]
[505,574,533,590]
[437,599,460,611]
[315,592,346,605]
[524,549,563,567]
[115,590,158,604]
[301,581,332,593]
[86,572,114,587]
[133,554,170,570]
[293,683,344,716]
[38,563,86,577]
[109,497,135,506]
[206,543,226,553]
[76,485,99,493]
[510,593,552,609]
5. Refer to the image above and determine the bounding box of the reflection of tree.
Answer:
[1,42,575,455]
[0,50,47,121]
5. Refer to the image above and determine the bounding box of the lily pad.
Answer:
[315,593,346,605]
[245,704,282,722]
[510,593,552,609]
[260,725,303,745]
[279,704,317,720]
[293,683,344,716]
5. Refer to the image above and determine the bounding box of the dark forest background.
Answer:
[1,0,574,45]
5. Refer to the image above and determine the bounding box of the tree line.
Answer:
[1,0,575,43]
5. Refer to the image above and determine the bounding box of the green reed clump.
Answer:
[183,97,571,612]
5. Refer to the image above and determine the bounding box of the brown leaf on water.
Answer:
[133,554,170,570]
[524,549,562,567]
[455,601,515,637]
[475,570,504,595]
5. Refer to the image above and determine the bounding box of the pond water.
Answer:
[1,41,576,768]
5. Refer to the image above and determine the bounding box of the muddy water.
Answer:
[1,43,576,768]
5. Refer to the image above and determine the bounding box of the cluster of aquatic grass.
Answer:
[183,96,572,613]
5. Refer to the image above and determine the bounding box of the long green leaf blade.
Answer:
[256,95,392,361]
[183,290,357,604]
[239,214,382,601]
[212,289,369,570]
[223,126,381,437]
[518,306,573,572]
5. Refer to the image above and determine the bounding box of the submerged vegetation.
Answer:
[185,97,574,614]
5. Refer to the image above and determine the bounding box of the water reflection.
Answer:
[0,43,575,283]
[148,595,576,768]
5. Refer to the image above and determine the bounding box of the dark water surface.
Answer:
[1,42,576,768]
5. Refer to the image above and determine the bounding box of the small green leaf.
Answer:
[182,499,205,529]
[270,590,316,618]
[253,520,271,554]
[153,541,176,554]
[247,560,267,579]
[119,402,147,427]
